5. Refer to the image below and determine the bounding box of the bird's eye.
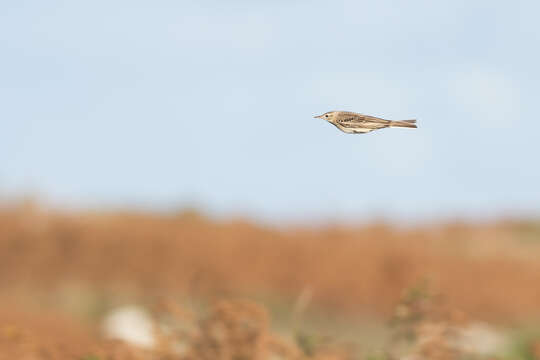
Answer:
[325,115,328,118]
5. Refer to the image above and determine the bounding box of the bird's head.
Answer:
[314,111,337,123]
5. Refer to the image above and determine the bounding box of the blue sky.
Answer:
[1,0,539,222]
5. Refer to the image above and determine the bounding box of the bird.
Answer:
[314,111,417,134]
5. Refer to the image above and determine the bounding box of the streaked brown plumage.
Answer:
[314,111,417,134]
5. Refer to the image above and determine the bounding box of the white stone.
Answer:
[455,322,504,355]
[102,305,155,348]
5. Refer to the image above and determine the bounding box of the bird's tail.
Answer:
[389,119,417,128]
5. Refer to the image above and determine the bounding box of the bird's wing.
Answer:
[337,114,390,128]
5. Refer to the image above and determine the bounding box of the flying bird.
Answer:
[314,111,417,134]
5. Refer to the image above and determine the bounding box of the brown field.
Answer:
[1,202,540,359]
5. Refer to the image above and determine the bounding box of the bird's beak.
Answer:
[314,114,323,119]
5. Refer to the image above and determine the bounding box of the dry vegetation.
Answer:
[1,202,540,359]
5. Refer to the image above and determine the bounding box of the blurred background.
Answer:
[1,1,540,359]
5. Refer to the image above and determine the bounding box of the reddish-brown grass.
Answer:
[0,306,147,360]
[1,204,540,322]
